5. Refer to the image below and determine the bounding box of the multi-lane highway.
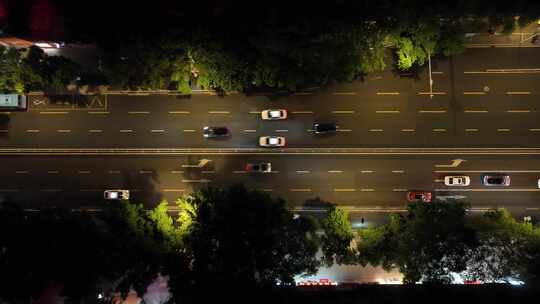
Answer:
[1,47,540,219]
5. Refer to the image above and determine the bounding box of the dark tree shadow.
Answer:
[0,114,10,139]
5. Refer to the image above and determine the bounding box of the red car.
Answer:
[406,191,433,203]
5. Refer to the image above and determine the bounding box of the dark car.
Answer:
[406,190,433,203]
[313,122,338,134]
[203,126,230,138]
[482,174,510,186]
[245,162,272,173]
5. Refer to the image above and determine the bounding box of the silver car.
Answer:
[261,109,287,120]
[259,136,285,147]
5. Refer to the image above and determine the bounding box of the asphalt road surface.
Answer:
[1,153,539,221]
[1,48,540,149]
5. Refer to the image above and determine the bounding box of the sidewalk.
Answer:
[465,22,540,48]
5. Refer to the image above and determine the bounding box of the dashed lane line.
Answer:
[78,170,91,174]
[334,188,356,192]
[530,129,540,132]
[88,111,110,114]
[15,170,28,174]
[244,129,257,133]
[393,188,408,192]
[466,129,479,132]
[0,189,19,192]
[360,188,375,192]
[39,111,68,114]
[163,189,186,192]
[182,179,212,183]
[497,128,511,132]
[292,111,314,114]
[47,170,59,174]
[369,129,383,132]
[120,129,133,133]
[294,92,313,95]
[401,129,415,132]
[328,170,343,173]
[41,189,63,192]
[128,111,150,114]
[418,92,446,95]
[465,110,488,113]
[170,170,184,174]
[108,170,121,174]
[249,111,261,114]
[208,111,230,114]
[332,92,356,95]
[57,129,71,133]
[202,171,215,174]
[376,92,400,95]
[375,110,400,114]
[151,129,165,133]
[337,129,352,132]
[361,170,374,173]
[332,110,355,114]
[419,110,447,114]
[507,110,531,113]
[26,129,40,133]
[183,129,196,132]
[392,170,404,173]
[291,188,312,192]
[168,111,190,114]
[233,171,247,174]
[296,170,310,174]
[506,92,531,95]
[433,128,447,132]
[89,129,103,133]
[463,92,485,95]
[139,170,153,174]
[276,129,288,132]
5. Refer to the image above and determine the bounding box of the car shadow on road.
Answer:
[0,114,10,139]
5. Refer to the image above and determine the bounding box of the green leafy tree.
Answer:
[357,200,478,284]
[320,207,356,266]
[184,184,320,286]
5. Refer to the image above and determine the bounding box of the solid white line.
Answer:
[40,111,68,114]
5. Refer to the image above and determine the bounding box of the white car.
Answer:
[104,189,130,200]
[538,178,540,189]
[261,109,287,120]
[444,176,471,186]
[259,136,285,147]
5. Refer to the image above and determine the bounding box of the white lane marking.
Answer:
[419,110,447,113]
[151,129,165,133]
[120,129,133,133]
[15,170,28,174]
[249,111,261,114]
[507,110,530,113]
[296,170,310,174]
[208,111,230,114]
[463,92,485,95]
[182,179,212,183]
[466,129,479,132]
[57,129,71,133]
[361,170,374,173]
[0,130,8,132]
[233,170,247,174]
[128,111,150,114]
[202,171,215,174]
[401,129,415,132]
[434,179,443,182]
[360,188,375,192]
[332,110,355,114]
[244,129,257,133]
[432,71,444,74]
[392,170,404,173]
[526,208,540,210]
[369,129,383,132]
[170,170,184,174]
[108,170,121,174]
[332,92,356,95]
[0,189,20,192]
[259,189,274,192]
[276,129,288,132]
[334,188,356,192]
[88,111,109,114]
[183,129,196,132]
[376,92,400,95]
[291,188,312,192]
[337,129,352,132]
[435,188,540,192]
[294,92,313,95]
[393,188,408,192]
[328,170,343,173]
[292,111,314,114]
[26,129,40,133]
[376,110,400,113]
[163,189,186,192]
[168,111,190,114]
[39,111,68,114]
[78,170,91,174]
[465,110,488,113]
[433,128,447,132]
[47,170,59,174]
[139,170,153,174]
[497,128,511,132]
[506,92,531,95]
[530,129,540,131]
[418,92,446,95]
[89,129,103,133]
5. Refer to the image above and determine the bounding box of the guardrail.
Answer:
[1,147,540,155]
